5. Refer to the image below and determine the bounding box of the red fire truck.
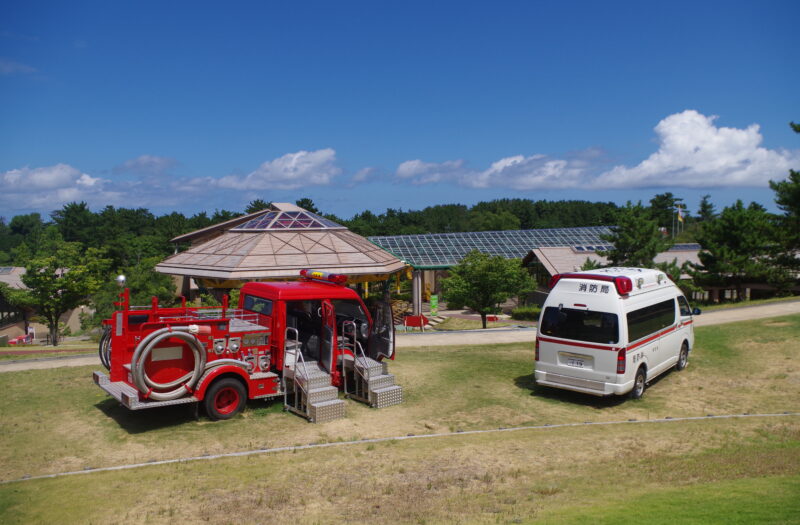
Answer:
[93,270,402,423]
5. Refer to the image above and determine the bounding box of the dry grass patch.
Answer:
[1,417,797,524]
[0,316,797,483]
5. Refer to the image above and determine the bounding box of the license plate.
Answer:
[567,357,584,368]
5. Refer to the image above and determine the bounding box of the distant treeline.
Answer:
[1,196,705,270]
[338,199,620,237]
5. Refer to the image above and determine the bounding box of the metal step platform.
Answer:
[344,356,403,409]
[283,360,346,423]
[93,371,199,410]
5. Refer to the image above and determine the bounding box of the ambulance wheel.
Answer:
[676,342,689,371]
[630,367,646,399]
[205,378,246,420]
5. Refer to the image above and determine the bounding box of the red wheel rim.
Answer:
[215,387,240,415]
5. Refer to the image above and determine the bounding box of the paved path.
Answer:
[2,301,797,373]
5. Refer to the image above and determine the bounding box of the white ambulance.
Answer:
[534,267,699,399]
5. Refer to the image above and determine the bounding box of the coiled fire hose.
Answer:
[98,326,112,370]
[130,325,207,401]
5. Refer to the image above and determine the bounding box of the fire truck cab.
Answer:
[93,270,402,423]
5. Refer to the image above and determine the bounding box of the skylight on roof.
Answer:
[231,210,344,231]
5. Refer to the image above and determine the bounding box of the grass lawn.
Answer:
[0,340,95,361]
[0,315,798,523]
[699,295,800,312]
[432,317,512,330]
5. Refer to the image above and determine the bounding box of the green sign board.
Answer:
[430,295,438,316]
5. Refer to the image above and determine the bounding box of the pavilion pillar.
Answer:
[412,270,422,316]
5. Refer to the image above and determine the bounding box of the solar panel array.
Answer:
[0,267,14,275]
[369,226,615,267]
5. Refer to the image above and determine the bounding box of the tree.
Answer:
[654,258,701,298]
[295,198,319,214]
[598,202,672,267]
[768,121,800,272]
[691,200,784,299]
[84,256,176,332]
[51,201,97,245]
[442,250,533,328]
[649,192,685,235]
[467,210,521,231]
[697,194,717,222]
[245,199,271,214]
[18,241,110,345]
[580,257,603,270]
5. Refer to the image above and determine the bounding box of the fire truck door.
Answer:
[368,300,395,360]
[320,300,336,372]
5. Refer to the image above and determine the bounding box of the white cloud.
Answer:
[351,167,377,183]
[114,154,177,176]
[0,58,35,75]
[593,110,798,188]
[392,111,798,191]
[396,159,467,184]
[0,164,119,211]
[393,154,589,189]
[215,148,341,190]
[465,154,588,190]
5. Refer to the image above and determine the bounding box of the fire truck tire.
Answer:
[98,327,111,370]
[204,378,246,420]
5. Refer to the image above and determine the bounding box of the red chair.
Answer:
[403,314,430,332]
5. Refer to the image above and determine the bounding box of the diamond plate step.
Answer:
[309,399,346,423]
[290,361,332,390]
[366,373,396,390]
[354,356,386,376]
[307,385,339,404]
[369,385,403,408]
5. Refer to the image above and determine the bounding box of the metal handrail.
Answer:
[340,321,358,398]
[353,340,371,400]
[283,327,310,414]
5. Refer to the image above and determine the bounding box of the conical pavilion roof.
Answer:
[155,203,406,284]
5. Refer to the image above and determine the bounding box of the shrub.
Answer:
[511,305,541,321]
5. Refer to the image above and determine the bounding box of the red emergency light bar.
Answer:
[549,273,633,296]
[299,269,348,285]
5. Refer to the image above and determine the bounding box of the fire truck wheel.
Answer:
[205,378,246,420]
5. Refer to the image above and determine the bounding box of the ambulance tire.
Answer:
[630,367,646,399]
[205,378,246,420]
[676,342,689,371]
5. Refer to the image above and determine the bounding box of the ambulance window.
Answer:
[243,295,273,315]
[677,296,692,317]
[626,299,675,342]
[541,307,619,344]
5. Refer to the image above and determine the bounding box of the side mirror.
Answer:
[692,307,702,316]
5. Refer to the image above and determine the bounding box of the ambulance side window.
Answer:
[677,296,692,317]
[626,299,676,342]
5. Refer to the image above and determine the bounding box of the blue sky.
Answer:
[1,1,798,219]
